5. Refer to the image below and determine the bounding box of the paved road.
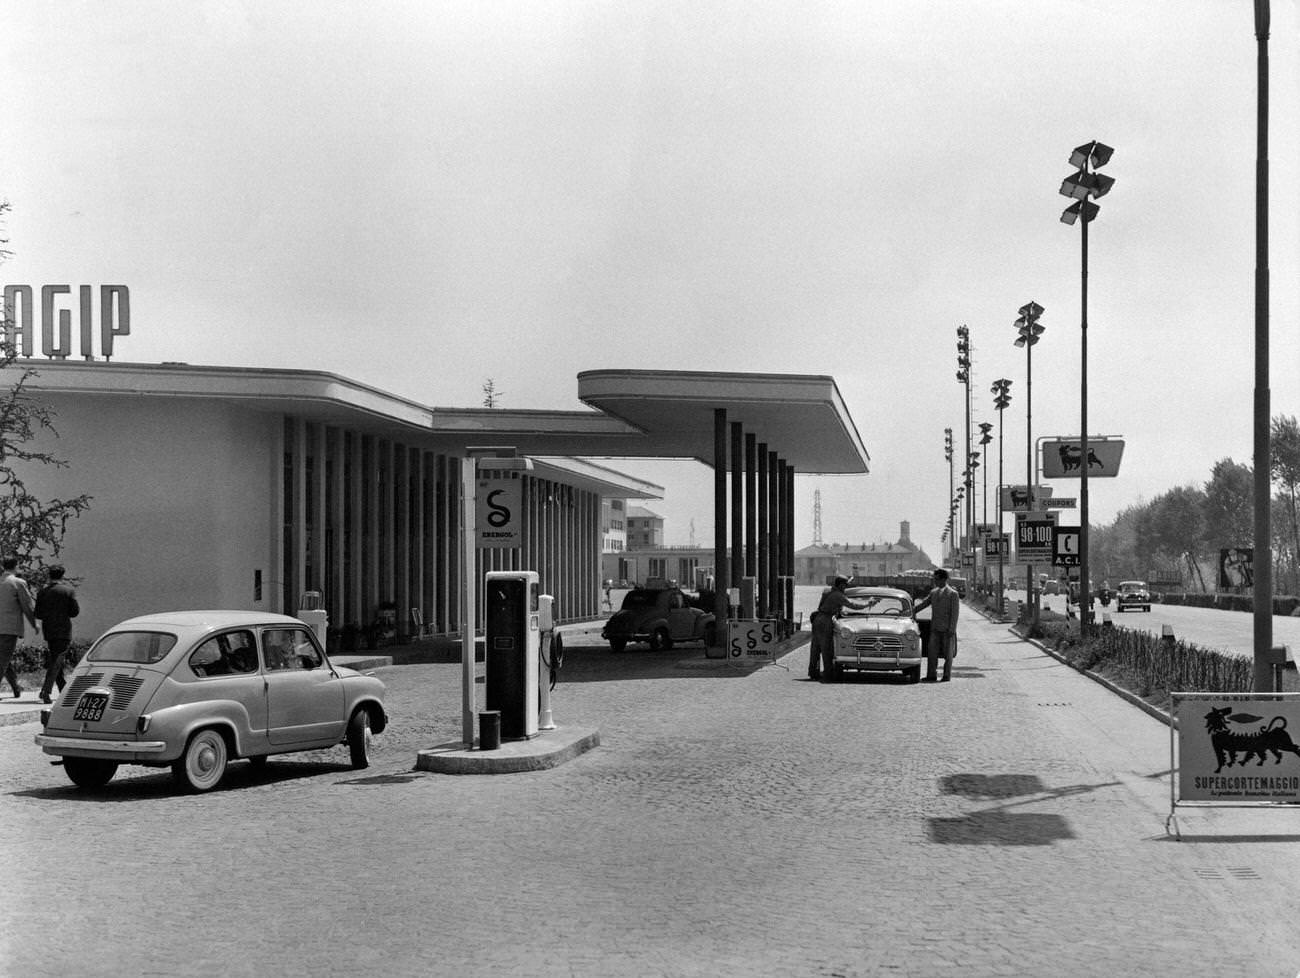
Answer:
[4,612,1300,977]
[1009,587,1300,659]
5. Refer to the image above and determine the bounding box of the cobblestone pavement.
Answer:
[3,614,1300,977]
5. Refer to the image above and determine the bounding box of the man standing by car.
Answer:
[809,576,867,683]
[913,568,960,682]
[0,555,37,699]
[35,564,79,704]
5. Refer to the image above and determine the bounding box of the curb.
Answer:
[415,725,600,774]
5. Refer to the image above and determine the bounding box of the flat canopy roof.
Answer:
[19,361,869,476]
[577,369,869,474]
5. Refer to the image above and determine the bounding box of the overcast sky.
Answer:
[3,1,1297,561]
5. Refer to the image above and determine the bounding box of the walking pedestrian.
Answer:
[35,564,79,704]
[808,576,867,683]
[913,568,960,682]
[0,556,37,699]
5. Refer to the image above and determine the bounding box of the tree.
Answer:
[481,378,502,408]
[0,201,92,573]
[1202,458,1254,550]
[1271,415,1300,593]
[1136,487,1207,589]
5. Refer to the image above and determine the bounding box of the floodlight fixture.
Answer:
[1069,140,1114,171]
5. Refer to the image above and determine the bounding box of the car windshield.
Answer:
[843,593,912,617]
[1119,582,1146,592]
[620,589,662,610]
[85,630,179,665]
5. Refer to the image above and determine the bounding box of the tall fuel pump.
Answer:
[484,570,540,739]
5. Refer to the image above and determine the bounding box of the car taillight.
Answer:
[137,714,152,734]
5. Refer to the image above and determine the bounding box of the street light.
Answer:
[1060,140,1115,638]
[943,427,954,563]
[957,325,973,564]
[992,380,1012,614]
[1014,301,1044,620]
[1252,0,1272,691]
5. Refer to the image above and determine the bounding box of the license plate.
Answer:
[74,693,109,722]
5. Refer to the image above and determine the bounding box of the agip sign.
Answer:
[3,285,130,360]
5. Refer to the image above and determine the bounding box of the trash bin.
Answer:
[478,711,501,751]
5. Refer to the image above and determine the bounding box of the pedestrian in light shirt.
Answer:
[913,568,960,682]
[0,556,37,698]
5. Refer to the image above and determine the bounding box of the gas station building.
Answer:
[16,361,869,642]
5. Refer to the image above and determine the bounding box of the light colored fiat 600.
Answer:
[35,611,386,792]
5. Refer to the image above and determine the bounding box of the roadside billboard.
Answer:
[1040,438,1125,478]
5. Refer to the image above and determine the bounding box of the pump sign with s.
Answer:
[476,473,522,548]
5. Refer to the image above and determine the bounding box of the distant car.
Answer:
[1115,581,1151,613]
[828,587,924,683]
[602,586,716,652]
[1043,580,1061,595]
[35,611,387,793]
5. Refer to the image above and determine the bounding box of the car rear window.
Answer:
[86,630,179,665]
[621,590,659,609]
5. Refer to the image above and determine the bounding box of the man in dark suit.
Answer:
[35,564,80,704]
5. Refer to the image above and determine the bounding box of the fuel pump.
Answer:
[537,594,558,730]
[484,570,539,739]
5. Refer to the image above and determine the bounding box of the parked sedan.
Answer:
[35,611,387,792]
[602,586,716,652]
[828,587,924,683]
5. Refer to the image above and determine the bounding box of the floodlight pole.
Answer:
[1080,187,1091,637]
[1252,0,1272,690]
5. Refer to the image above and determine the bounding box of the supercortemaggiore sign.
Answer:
[2,285,130,360]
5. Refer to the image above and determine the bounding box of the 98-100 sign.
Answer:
[1018,522,1053,545]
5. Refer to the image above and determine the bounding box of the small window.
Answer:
[262,626,323,672]
[189,630,259,678]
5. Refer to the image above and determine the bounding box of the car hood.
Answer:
[837,617,918,636]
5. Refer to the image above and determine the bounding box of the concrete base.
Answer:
[415,725,600,775]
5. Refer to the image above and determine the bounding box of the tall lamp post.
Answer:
[1061,140,1116,638]
[992,380,1013,615]
[1014,302,1045,619]
[943,427,954,564]
[957,326,973,564]
[979,421,993,590]
[1252,0,1272,691]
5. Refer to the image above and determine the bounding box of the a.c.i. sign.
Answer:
[3,285,130,360]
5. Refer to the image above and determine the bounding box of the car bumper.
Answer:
[832,654,923,671]
[35,733,169,756]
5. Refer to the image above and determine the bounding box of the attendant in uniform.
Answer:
[913,568,960,682]
[808,576,867,683]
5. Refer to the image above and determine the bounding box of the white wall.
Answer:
[13,394,279,639]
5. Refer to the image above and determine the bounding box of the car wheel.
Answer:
[173,728,229,793]
[348,708,372,770]
[649,627,673,652]
[905,666,922,684]
[609,638,627,653]
[63,758,118,789]
[703,621,717,647]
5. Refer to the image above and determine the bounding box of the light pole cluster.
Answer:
[1060,140,1115,637]
[992,379,1012,614]
[956,325,973,566]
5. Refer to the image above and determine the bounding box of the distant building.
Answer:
[626,505,664,550]
[794,521,934,584]
[601,498,628,553]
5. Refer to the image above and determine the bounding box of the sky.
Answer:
[3,1,1298,563]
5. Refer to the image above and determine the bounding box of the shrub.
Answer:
[11,639,90,675]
